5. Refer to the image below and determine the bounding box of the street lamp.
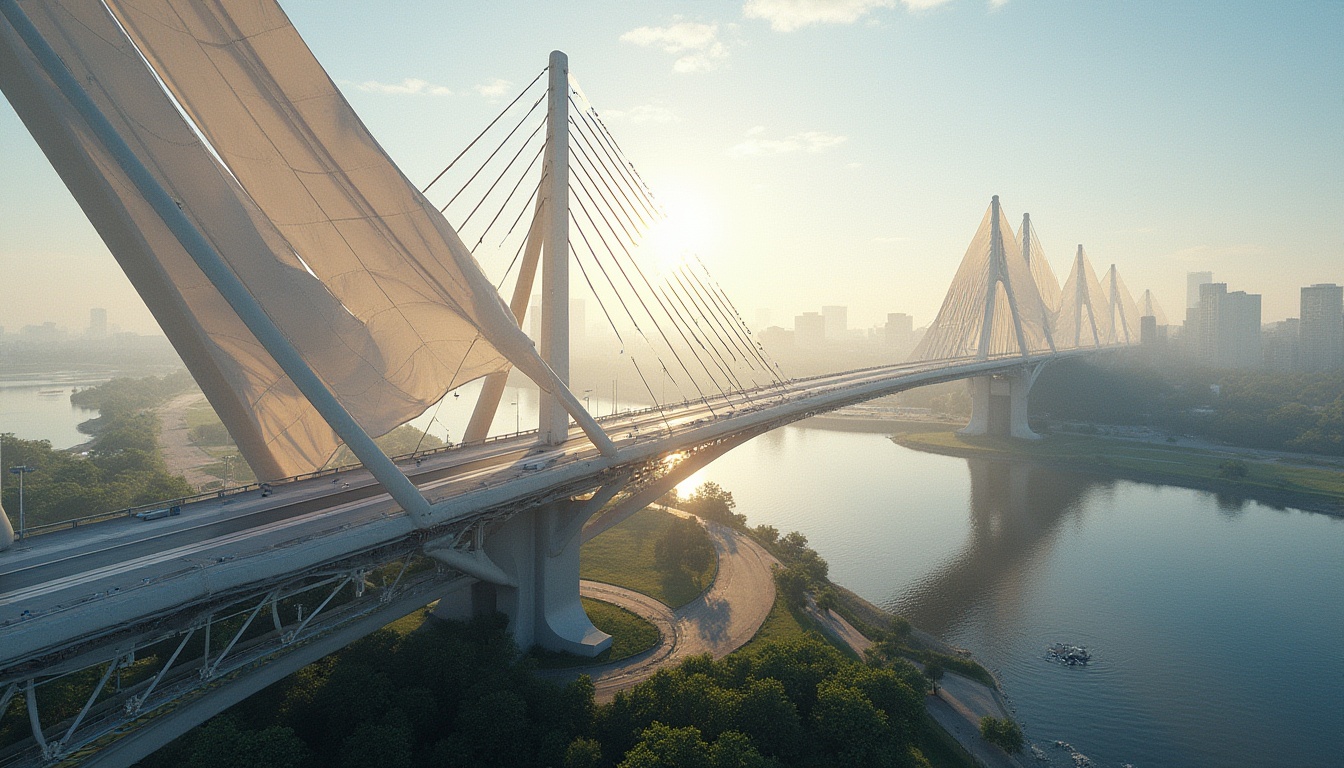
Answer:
[9,465,36,541]
[583,389,592,414]
[510,400,519,434]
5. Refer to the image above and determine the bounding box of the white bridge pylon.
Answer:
[911,195,1055,362]
[911,195,1056,439]
[910,196,1139,439]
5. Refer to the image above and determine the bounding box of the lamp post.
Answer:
[9,465,36,541]
[510,401,519,434]
[583,389,592,414]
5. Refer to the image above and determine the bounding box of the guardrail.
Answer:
[16,348,1118,540]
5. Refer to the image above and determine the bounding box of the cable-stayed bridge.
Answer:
[0,3,1149,764]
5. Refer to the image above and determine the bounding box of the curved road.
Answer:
[552,515,778,702]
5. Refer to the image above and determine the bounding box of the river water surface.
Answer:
[681,423,1343,768]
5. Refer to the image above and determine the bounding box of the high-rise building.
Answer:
[1299,283,1343,371]
[821,306,847,341]
[1262,318,1300,372]
[1194,283,1261,368]
[885,313,914,349]
[794,312,826,348]
[89,308,108,339]
[1186,271,1213,309]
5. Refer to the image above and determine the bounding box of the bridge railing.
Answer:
[18,348,1115,541]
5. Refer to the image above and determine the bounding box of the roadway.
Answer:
[1,352,1083,670]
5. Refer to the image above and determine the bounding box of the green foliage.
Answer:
[655,516,716,578]
[773,565,810,609]
[2,376,195,528]
[582,508,717,608]
[1218,459,1249,479]
[1032,355,1344,456]
[184,717,309,768]
[140,615,599,768]
[752,524,779,545]
[69,370,195,420]
[598,636,926,767]
[187,421,233,446]
[978,716,1024,754]
[682,481,747,528]
[923,662,944,693]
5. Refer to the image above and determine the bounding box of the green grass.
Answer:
[385,607,435,636]
[530,597,661,669]
[895,430,1344,504]
[582,598,660,660]
[183,398,221,431]
[580,508,717,608]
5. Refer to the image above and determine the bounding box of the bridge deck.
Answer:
[0,352,1098,673]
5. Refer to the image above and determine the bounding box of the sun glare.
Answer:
[635,183,717,276]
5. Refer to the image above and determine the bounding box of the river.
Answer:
[680,423,1344,768]
[0,375,106,450]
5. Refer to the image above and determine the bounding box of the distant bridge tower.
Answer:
[1102,264,1141,345]
[1056,245,1111,349]
[911,196,1054,439]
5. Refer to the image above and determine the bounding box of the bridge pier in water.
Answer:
[959,363,1046,440]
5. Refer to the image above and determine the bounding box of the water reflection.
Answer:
[891,459,1107,637]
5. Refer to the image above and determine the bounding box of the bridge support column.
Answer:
[0,501,13,551]
[433,480,628,656]
[959,363,1046,440]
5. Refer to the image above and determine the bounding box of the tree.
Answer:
[772,565,809,609]
[185,717,309,768]
[684,482,744,527]
[979,716,1025,754]
[923,662,944,695]
[655,516,715,577]
[618,723,712,768]
[811,679,897,768]
[752,524,778,545]
[564,737,604,768]
[708,730,769,768]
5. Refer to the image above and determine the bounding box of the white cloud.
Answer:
[741,0,997,31]
[602,104,680,123]
[352,77,452,96]
[727,129,848,156]
[474,78,513,101]
[743,0,896,31]
[621,21,729,73]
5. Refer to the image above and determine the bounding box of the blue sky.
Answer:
[1,0,1340,335]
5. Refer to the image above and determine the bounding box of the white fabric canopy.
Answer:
[2,0,587,476]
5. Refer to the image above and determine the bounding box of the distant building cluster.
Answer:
[1171,273,1343,371]
[0,308,168,354]
[755,305,923,361]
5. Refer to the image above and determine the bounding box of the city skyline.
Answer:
[1,0,1340,334]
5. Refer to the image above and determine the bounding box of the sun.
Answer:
[635,182,717,276]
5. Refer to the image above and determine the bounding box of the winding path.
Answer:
[551,515,778,702]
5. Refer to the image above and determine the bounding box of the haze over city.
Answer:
[1,0,1340,335]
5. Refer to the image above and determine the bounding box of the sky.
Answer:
[0,0,1340,336]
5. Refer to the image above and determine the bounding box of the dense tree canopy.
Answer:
[1031,355,1344,455]
[134,617,937,768]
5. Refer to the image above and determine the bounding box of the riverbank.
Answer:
[892,427,1344,517]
